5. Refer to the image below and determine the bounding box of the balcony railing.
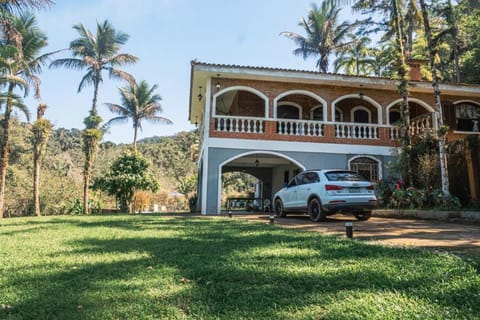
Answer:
[211,115,434,143]
[335,122,379,139]
[214,116,265,133]
[277,119,324,137]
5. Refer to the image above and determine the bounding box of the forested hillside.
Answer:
[3,118,198,217]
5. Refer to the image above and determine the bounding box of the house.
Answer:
[189,61,480,214]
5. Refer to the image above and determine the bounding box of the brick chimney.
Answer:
[407,59,425,81]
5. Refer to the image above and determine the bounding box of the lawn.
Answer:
[1,214,479,320]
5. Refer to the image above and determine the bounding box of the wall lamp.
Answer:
[197,86,203,102]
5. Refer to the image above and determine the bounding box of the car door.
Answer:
[282,175,300,209]
[295,172,319,208]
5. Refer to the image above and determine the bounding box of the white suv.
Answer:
[273,169,377,222]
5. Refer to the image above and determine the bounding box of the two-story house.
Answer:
[189,61,480,214]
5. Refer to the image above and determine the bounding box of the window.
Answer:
[351,106,371,123]
[389,110,401,125]
[455,103,480,132]
[311,107,323,121]
[335,108,343,122]
[349,157,380,181]
[277,104,300,119]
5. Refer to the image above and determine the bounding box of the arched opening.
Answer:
[348,156,381,182]
[214,87,267,117]
[218,152,304,213]
[332,94,382,124]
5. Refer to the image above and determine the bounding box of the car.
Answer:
[273,169,377,222]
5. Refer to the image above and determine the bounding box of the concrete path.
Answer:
[234,213,480,255]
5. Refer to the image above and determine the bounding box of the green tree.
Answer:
[281,0,359,72]
[50,20,138,214]
[334,34,373,75]
[105,80,172,151]
[31,103,52,216]
[0,14,48,218]
[92,151,159,213]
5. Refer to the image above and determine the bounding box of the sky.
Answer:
[22,0,358,144]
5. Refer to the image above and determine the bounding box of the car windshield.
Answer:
[325,171,367,182]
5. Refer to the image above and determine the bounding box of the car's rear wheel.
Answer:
[308,198,326,222]
[274,198,287,217]
[354,211,372,221]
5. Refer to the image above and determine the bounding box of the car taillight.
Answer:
[366,185,374,190]
[325,185,343,191]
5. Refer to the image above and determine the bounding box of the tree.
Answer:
[50,20,138,214]
[281,0,359,72]
[92,151,159,213]
[31,103,52,216]
[105,80,172,151]
[334,34,373,75]
[418,0,450,196]
[0,14,47,218]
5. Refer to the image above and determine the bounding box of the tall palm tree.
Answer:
[0,14,47,218]
[418,0,450,196]
[281,0,358,72]
[105,80,173,151]
[50,20,138,214]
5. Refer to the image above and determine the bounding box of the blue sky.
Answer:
[24,0,357,143]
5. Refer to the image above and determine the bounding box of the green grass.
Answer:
[1,214,479,319]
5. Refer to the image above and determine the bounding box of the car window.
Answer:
[303,172,319,184]
[287,177,297,187]
[325,171,368,181]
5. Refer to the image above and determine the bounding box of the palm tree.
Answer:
[334,34,373,75]
[50,20,138,214]
[281,0,358,72]
[418,0,450,196]
[32,103,52,216]
[0,14,47,218]
[105,80,173,151]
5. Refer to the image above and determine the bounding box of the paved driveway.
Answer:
[235,213,480,255]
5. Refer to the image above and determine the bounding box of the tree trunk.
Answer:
[419,0,450,196]
[0,85,14,218]
[133,126,138,151]
[82,80,101,214]
[392,0,412,185]
[33,151,40,216]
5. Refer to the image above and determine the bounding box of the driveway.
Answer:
[235,213,480,255]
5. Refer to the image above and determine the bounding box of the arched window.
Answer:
[335,107,343,122]
[351,106,371,123]
[277,104,300,119]
[389,110,401,125]
[311,106,323,121]
[349,156,380,181]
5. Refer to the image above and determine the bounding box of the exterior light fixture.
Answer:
[254,156,259,167]
[216,74,221,91]
[197,86,203,102]
[359,84,364,99]
[194,116,198,128]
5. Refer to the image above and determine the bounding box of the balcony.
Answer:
[210,116,418,147]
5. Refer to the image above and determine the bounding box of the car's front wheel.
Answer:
[308,198,326,222]
[274,198,287,217]
[354,211,372,221]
